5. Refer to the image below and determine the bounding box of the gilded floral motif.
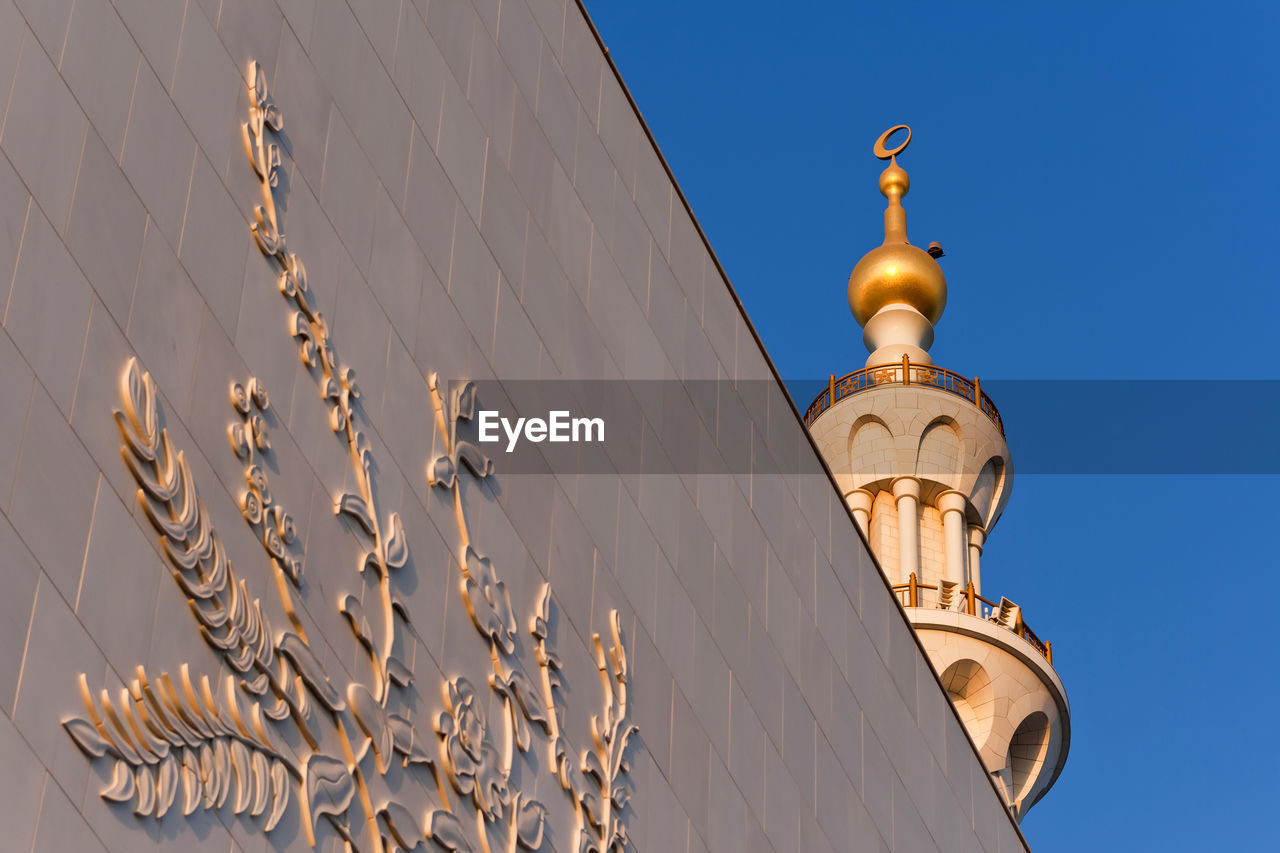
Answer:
[63,60,635,853]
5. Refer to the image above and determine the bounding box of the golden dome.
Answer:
[847,126,947,327]
[848,243,946,325]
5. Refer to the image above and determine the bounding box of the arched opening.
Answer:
[970,455,1006,528]
[915,418,962,480]
[848,415,893,480]
[939,659,994,747]
[1007,711,1050,806]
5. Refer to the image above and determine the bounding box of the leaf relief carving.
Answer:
[303,754,357,838]
[277,632,345,712]
[65,667,298,831]
[428,809,473,853]
[379,801,426,852]
[113,359,310,724]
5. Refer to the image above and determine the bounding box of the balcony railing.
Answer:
[891,573,1052,664]
[804,355,1004,435]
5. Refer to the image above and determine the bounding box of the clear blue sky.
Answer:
[585,1,1279,849]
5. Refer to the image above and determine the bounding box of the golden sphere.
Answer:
[847,243,947,326]
[878,163,909,198]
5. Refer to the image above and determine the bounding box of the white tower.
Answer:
[808,126,1069,819]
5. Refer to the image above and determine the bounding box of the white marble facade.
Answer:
[0,1,1028,851]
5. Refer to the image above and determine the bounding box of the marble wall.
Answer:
[0,0,1027,851]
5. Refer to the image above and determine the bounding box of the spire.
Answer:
[875,124,912,244]
[847,125,948,367]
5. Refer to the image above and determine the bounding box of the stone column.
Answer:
[891,477,921,585]
[967,525,986,594]
[846,489,874,538]
[938,490,968,588]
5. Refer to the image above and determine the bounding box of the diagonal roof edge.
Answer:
[571,2,1037,847]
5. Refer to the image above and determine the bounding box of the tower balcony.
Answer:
[892,574,1052,664]
[804,356,1004,436]
[892,573,1069,820]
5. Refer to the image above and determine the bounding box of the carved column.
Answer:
[967,524,986,594]
[891,476,921,585]
[846,488,874,538]
[938,490,968,588]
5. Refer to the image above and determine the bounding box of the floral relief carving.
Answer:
[425,374,636,852]
[578,614,637,852]
[64,60,636,853]
[421,374,554,852]
[229,376,304,586]
[429,675,547,852]
[528,589,637,853]
[435,677,505,819]
[66,358,360,844]
[244,60,410,712]
[108,360,311,723]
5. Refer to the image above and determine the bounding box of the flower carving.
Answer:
[435,678,507,820]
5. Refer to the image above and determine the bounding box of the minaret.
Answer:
[808,126,1069,819]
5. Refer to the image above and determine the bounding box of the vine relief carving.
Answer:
[62,60,635,853]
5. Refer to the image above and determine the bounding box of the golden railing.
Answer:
[891,573,1052,664]
[804,355,1004,435]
